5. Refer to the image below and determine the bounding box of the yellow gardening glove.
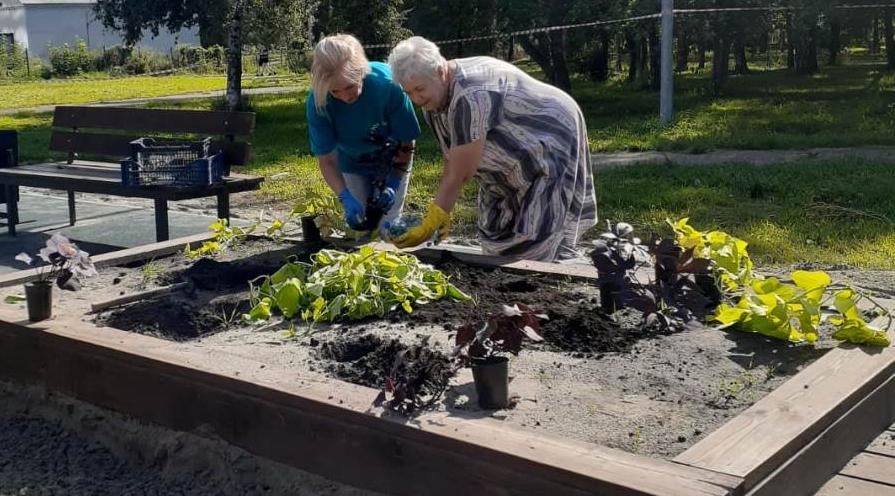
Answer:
[393,203,451,249]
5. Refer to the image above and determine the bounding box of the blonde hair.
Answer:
[310,34,371,113]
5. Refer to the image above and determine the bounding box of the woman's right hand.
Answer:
[338,189,365,229]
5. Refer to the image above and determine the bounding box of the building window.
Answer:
[0,34,13,46]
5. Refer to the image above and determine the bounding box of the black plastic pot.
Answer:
[695,274,722,306]
[599,281,622,313]
[24,281,52,322]
[471,356,509,409]
[301,215,322,243]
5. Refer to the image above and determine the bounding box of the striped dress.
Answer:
[425,56,598,261]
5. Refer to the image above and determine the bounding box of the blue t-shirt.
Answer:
[306,61,421,176]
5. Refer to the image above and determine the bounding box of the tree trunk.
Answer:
[886,9,895,69]
[872,14,881,55]
[676,28,689,72]
[712,34,730,95]
[627,32,639,83]
[794,26,819,75]
[734,35,749,74]
[807,29,819,73]
[590,30,610,82]
[615,34,624,72]
[639,36,648,77]
[698,40,706,69]
[649,23,661,91]
[519,34,555,84]
[828,18,841,65]
[226,0,245,111]
[506,36,515,61]
[786,13,795,69]
[549,30,571,91]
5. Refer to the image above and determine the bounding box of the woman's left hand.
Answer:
[373,174,403,211]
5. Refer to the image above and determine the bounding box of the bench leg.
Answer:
[216,192,230,222]
[5,184,16,236]
[154,198,169,242]
[68,190,76,226]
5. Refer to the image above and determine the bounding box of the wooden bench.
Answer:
[0,106,264,241]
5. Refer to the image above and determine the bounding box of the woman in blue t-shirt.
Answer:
[306,34,421,235]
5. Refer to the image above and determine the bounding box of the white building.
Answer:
[0,0,199,59]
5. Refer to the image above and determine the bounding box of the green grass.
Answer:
[595,160,895,268]
[575,63,895,152]
[0,74,307,110]
[3,64,895,268]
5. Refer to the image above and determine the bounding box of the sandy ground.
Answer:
[1,238,892,492]
[0,381,380,496]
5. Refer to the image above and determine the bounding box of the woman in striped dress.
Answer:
[387,36,597,262]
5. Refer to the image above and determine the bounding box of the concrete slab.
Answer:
[0,191,242,275]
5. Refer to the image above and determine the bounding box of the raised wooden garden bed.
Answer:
[0,234,892,495]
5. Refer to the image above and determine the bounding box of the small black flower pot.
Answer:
[471,356,509,409]
[301,215,322,243]
[599,281,621,313]
[24,281,53,322]
[695,274,722,307]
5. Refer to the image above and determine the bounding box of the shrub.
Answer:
[122,48,170,75]
[48,38,91,77]
[285,47,312,74]
[92,45,130,72]
[0,38,30,79]
[175,45,226,73]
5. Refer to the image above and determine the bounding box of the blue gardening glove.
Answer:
[338,188,365,230]
[373,174,403,211]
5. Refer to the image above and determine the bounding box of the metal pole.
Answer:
[659,0,674,124]
[25,49,30,78]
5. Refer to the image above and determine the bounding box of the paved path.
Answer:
[0,189,254,275]
[0,85,303,116]
[591,147,895,169]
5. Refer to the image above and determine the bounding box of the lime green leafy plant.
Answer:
[244,246,471,323]
[290,186,345,238]
[670,217,755,293]
[713,271,891,347]
[183,214,289,259]
[670,218,890,347]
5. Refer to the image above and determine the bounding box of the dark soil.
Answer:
[95,293,253,341]
[95,246,695,411]
[315,333,456,415]
[541,304,658,355]
[167,245,315,291]
[95,244,316,341]
[382,263,650,355]
[100,253,664,357]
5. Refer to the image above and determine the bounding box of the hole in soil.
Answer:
[96,295,253,341]
[168,246,315,291]
[497,278,539,293]
[542,303,653,355]
[318,334,381,362]
[316,334,456,413]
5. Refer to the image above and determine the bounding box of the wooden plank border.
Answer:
[0,310,740,496]
[675,333,895,493]
[746,373,895,495]
[0,232,213,288]
[6,232,893,494]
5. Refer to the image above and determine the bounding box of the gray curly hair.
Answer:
[387,36,447,85]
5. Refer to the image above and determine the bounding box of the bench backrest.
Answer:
[49,106,256,166]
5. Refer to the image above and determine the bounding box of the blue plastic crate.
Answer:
[121,152,225,188]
